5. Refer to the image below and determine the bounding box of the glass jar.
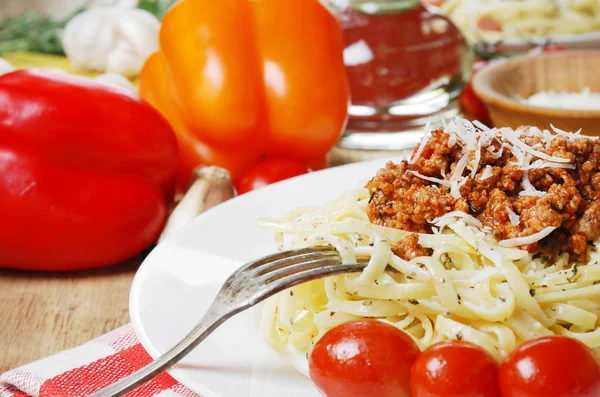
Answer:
[332,0,472,152]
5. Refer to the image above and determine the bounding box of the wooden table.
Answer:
[0,257,142,373]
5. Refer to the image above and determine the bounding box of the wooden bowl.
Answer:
[472,50,600,135]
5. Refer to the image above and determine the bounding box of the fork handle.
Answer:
[88,304,233,397]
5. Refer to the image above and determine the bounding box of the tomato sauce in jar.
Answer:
[339,1,469,119]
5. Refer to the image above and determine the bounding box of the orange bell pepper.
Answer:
[138,0,349,188]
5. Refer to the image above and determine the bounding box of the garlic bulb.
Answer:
[0,57,14,76]
[94,72,137,92]
[62,7,160,77]
[160,167,236,242]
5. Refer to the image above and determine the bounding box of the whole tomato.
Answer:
[309,319,420,397]
[460,60,491,124]
[541,44,566,53]
[499,336,600,397]
[235,158,310,194]
[410,340,501,397]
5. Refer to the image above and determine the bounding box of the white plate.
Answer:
[129,158,393,397]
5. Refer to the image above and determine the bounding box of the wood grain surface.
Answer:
[0,256,143,373]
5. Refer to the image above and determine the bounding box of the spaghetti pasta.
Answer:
[259,118,600,376]
[433,0,600,43]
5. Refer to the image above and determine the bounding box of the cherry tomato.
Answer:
[309,319,420,397]
[460,59,491,124]
[460,82,491,125]
[235,158,310,194]
[499,336,600,397]
[477,16,502,32]
[543,44,566,53]
[410,340,501,397]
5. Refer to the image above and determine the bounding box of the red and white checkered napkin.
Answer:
[0,324,200,397]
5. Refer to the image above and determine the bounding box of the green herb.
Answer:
[468,201,477,213]
[138,0,179,19]
[0,12,79,55]
[567,265,579,283]
[441,253,453,269]
[547,201,561,212]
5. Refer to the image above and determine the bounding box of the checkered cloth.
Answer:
[0,324,199,397]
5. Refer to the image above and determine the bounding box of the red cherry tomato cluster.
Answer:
[460,45,566,126]
[309,319,600,397]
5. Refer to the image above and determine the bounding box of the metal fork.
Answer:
[89,247,366,397]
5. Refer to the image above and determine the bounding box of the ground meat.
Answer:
[368,160,454,233]
[568,234,588,257]
[367,127,600,259]
[480,189,517,240]
[392,234,432,261]
[574,202,600,241]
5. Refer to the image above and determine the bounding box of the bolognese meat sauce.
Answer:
[367,125,600,260]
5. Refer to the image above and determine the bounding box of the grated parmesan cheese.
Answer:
[551,124,583,141]
[521,159,575,171]
[480,165,493,181]
[433,212,483,229]
[506,206,521,226]
[502,128,570,163]
[408,170,451,187]
[410,118,432,164]
[520,168,545,197]
[523,88,600,110]
[499,227,557,247]
[405,116,579,206]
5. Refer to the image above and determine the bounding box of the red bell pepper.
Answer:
[0,69,178,271]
